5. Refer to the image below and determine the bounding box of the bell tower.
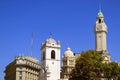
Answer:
[40,36,61,80]
[94,10,110,63]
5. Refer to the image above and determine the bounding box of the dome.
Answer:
[64,47,74,57]
[98,11,104,17]
[46,37,57,44]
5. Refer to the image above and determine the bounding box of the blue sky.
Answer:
[0,0,120,79]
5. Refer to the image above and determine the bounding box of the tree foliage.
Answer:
[69,50,120,80]
[103,62,120,80]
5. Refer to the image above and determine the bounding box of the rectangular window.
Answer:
[19,76,22,80]
[19,66,22,69]
[69,60,74,65]
[19,71,22,75]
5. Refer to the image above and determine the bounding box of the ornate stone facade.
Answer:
[4,56,40,80]
[61,47,75,79]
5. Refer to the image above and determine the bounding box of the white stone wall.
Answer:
[45,47,60,80]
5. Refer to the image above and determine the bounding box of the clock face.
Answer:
[97,25,102,30]
[19,59,23,63]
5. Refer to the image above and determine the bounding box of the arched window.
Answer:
[51,50,55,59]
[99,19,101,23]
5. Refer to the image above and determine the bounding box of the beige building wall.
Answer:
[95,32,107,51]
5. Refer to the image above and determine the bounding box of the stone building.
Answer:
[4,55,40,80]
[61,47,75,79]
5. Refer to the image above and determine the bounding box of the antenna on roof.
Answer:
[30,32,34,56]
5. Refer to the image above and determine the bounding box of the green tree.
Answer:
[69,50,103,80]
[69,50,120,80]
[103,62,120,80]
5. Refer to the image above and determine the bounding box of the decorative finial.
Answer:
[22,53,24,56]
[19,53,21,56]
[67,46,71,50]
[98,3,104,17]
[50,33,52,38]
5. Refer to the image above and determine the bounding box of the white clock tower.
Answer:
[94,10,110,63]
[40,36,61,80]
[94,10,107,52]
